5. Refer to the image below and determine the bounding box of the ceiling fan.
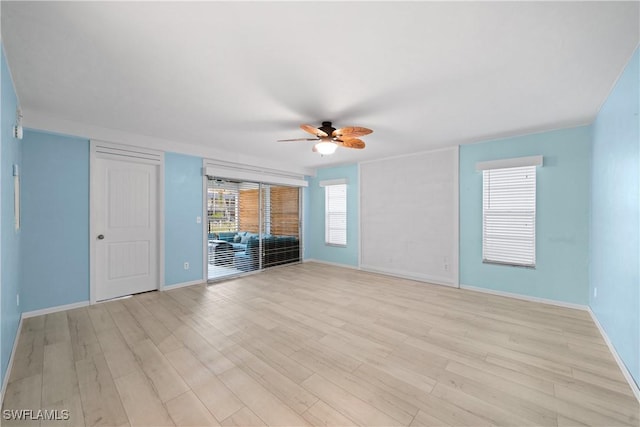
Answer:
[278,121,373,155]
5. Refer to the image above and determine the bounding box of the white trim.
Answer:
[448,283,639,401]
[588,308,640,402]
[459,284,588,311]
[358,144,457,165]
[93,140,163,163]
[202,161,209,283]
[593,45,640,119]
[319,178,348,187]
[158,154,166,292]
[22,109,314,176]
[204,160,308,187]
[22,301,90,319]
[164,280,205,290]
[1,317,23,406]
[90,140,164,302]
[475,155,543,171]
[303,258,360,270]
[360,265,457,288]
[89,142,97,304]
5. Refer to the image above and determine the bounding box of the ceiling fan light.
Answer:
[315,141,338,155]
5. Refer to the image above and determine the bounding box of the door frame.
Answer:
[90,140,165,304]
[202,176,305,282]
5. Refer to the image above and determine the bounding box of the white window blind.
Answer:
[483,165,536,267]
[325,184,347,246]
[207,179,240,234]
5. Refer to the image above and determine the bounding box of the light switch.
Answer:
[196,216,202,224]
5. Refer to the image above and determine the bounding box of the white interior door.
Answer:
[94,156,159,301]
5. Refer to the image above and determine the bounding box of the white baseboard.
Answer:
[588,308,640,402]
[4,301,90,404]
[163,279,205,290]
[360,264,457,288]
[303,258,361,270]
[459,284,639,402]
[1,316,23,407]
[459,284,588,311]
[22,301,90,319]
[303,259,457,288]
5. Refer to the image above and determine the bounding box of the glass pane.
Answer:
[262,185,301,269]
[207,179,261,280]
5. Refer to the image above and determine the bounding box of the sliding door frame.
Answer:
[202,159,307,283]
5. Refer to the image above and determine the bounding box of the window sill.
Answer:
[325,243,347,248]
[483,260,536,269]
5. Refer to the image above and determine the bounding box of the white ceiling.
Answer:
[2,1,639,174]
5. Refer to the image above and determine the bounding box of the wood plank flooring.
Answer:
[2,263,638,426]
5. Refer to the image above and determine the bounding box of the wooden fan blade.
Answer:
[332,126,373,138]
[337,138,366,149]
[277,138,318,142]
[301,124,328,138]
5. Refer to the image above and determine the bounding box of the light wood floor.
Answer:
[2,263,638,426]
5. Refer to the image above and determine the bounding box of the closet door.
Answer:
[91,141,162,302]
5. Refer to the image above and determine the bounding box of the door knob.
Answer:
[97,234,105,240]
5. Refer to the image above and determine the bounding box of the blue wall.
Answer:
[17,140,205,308]
[1,46,22,388]
[164,152,204,286]
[20,130,90,312]
[460,126,592,305]
[590,48,639,386]
[306,164,359,267]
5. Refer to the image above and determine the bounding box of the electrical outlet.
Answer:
[184,262,190,270]
[16,294,19,307]
[593,287,597,298]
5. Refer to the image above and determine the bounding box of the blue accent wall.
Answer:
[20,130,90,312]
[1,45,22,387]
[590,48,639,386]
[164,152,204,286]
[460,126,591,305]
[306,164,359,267]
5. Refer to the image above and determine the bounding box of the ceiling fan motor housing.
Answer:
[319,121,336,139]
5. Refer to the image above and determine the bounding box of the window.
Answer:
[206,178,301,281]
[482,165,537,267]
[325,183,347,246]
[207,180,239,233]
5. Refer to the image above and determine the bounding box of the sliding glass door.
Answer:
[262,184,301,269]
[207,178,301,281]
[207,179,260,280]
